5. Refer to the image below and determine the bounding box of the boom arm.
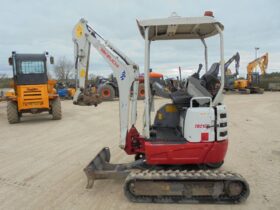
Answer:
[72,18,140,148]
[224,52,240,76]
[247,53,268,83]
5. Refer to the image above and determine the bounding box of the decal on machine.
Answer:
[27,88,38,91]
[120,70,126,80]
[80,69,86,77]
[100,48,119,68]
[195,124,210,129]
[201,132,209,141]
[75,24,83,38]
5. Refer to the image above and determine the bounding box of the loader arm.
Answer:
[72,18,140,148]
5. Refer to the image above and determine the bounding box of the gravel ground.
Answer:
[0,92,279,210]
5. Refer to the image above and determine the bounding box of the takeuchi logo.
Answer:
[100,48,119,68]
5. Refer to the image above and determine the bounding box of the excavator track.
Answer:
[124,169,249,204]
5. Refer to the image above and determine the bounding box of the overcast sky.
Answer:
[0,0,279,78]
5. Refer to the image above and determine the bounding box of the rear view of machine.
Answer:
[73,12,249,204]
[6,52,62,123]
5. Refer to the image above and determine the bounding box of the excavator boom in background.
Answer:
[234,53,268,94]
[224,52,240,91]
[247,53,268,84]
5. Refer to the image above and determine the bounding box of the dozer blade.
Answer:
[84,147,144,188]
[124,169,250,204]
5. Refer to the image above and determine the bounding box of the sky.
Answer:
[0,0,279,79]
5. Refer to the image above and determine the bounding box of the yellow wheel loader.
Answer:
[6,52,62,123]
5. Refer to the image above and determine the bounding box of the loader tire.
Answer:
[137,83,145,100]
[51,98,62,120]
[7,101,20,124]
[98,84,115,101]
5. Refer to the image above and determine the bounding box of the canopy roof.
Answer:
[137,14,224,41]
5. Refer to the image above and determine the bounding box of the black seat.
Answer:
[170,89,192,106]
[151,62,221,107]
[201,63,220,82]
[200,63,221,96]
[152,82,192,107]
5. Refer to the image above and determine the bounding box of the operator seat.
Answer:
[152,62,221,107]
[200,62,221,96]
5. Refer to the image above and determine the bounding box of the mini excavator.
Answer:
[72,12,250,204]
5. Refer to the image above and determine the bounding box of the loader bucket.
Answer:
[84,147,139,188]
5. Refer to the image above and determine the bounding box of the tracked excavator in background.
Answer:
[72,12,250,204]
[224,52,240,91]
[234,53,268,94]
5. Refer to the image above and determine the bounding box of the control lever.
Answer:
[191,64,203,79]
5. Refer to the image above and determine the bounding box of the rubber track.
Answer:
[124,169,250,204]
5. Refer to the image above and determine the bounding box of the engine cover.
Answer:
[184,107,215,142]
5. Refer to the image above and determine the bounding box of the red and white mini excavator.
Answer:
[72,12,250,204]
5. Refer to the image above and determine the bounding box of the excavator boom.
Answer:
[225,52,240,76]
[247,53,268,83]
[234,53,268,94]
[224,52,240,90]
[73,19,139,148]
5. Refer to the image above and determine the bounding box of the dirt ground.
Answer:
[0,92,279,210]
